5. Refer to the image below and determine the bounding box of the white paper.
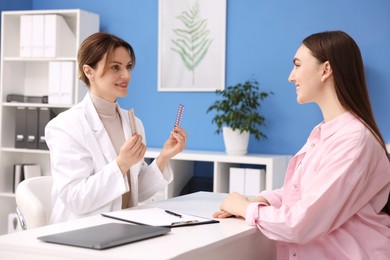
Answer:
[102,207,215,227]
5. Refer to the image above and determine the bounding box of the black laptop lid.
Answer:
[37,223,171,250]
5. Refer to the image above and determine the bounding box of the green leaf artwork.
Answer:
[171,1,213,85]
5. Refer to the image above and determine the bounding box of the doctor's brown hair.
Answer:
[77,32,136,87]
[303,30,390,215]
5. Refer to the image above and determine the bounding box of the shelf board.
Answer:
[0,192,16,198]
[1,147,50,154]
[2,102,72,109]
[3,57,77,62]
[146,147,290,164]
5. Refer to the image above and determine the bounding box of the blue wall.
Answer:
[0,0,32,31]
[3,0,390,156]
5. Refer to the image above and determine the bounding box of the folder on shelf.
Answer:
[245,169,266,196]
[44,14,75,57]
[15,107,27,148]
[38,108,55,150]
[32,15,44,57]
[13,164,24,193]
[48,61,75,105]
[102,207,219,228]
[60,61,75,104]
[229,167,245,194]
[23,164,41,179]
[20,15,33,57]
[13,163,41,193]
[48,61,61,104]
[26,107,39,149]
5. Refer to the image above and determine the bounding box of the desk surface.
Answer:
[0,192,276,260]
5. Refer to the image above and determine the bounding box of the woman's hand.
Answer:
[157,127,187,171]
[213,192,251,219]
[116,134,146,175]
[213,194,270,219]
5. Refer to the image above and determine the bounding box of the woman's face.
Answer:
[288,45,325,105]
[87,46,133,102]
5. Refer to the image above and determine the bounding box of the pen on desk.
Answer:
[165,210,182,218]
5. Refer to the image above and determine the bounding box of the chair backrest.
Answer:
[15,176,53,230]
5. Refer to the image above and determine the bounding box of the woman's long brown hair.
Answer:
[303,31,390,214]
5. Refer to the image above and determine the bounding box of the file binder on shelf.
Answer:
[13,164,24,193]
[31,15,44,57]
[20,14,76,58]
[38,108,55,150]
[15,107,27,148]
[23,164,41,179]
[19,15,33,57]
[15,107,54,150]
[44,14,76,57]
[48,61,75,105]
[60,61,75,104]
[13,164,41,193]
[26,107,39,149]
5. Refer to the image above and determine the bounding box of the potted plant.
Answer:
[206,78,273,155]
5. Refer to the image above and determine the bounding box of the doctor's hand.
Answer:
[116,134,146,175]
[156,126,187,171]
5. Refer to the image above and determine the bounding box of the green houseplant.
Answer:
[206,79,273,155]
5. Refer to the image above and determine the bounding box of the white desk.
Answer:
[0,192,276,260]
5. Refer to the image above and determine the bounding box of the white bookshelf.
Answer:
[0,9,99,235]
[144,148,291,202]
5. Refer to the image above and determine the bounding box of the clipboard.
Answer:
[101,207,219,228]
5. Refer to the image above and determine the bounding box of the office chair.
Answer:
[15,176,53,230]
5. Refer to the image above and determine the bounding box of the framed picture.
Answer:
[158,0,226,92]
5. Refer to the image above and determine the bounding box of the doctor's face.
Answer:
[87,46,133,102]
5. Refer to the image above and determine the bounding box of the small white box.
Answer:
[245,168,266,196]
[229,167,245,194]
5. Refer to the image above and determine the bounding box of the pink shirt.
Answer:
[246,112,390,259]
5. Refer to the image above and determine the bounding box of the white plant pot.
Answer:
[222,127,250,155]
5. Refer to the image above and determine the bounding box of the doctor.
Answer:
[45,32,187,224]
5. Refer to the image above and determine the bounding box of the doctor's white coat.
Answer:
[45,94,173,224]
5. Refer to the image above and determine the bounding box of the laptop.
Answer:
[37,223,171,250]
